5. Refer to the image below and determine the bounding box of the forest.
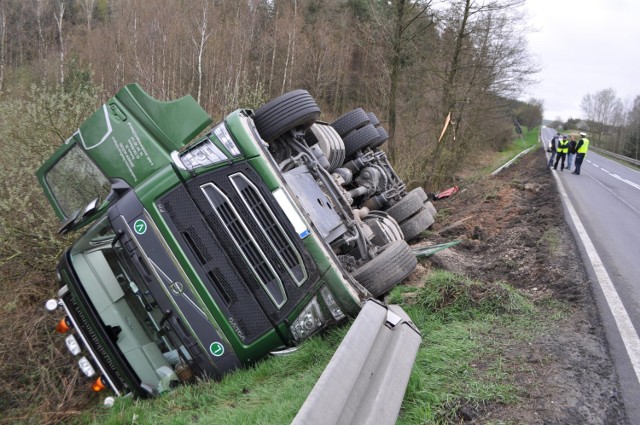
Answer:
[0,0,542,422]
[0,0,543,186]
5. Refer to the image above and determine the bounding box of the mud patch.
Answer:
[412,149,625,424]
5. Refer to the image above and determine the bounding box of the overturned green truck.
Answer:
[38,85,435,400]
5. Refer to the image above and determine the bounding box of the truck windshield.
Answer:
[45,143,111,218]
[70,217,190,393]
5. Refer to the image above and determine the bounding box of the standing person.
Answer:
[548,132,560,167]
[566,135,577,171]
[573,132,590,175]
[553,134,569,171]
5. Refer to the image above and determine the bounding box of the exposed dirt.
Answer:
[412,148,626,424]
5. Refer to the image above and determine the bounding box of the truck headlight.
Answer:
[175,138,228,170]
[173,123,242,171]
[213,123,241,157]
[78,356,96,377]
[320,287,346,321]
[65,334,82,356]
[290,297,326,341]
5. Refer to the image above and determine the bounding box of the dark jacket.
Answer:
[568,140,577,154]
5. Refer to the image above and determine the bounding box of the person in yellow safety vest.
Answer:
[553,134,569,171]
[572,132,590,175]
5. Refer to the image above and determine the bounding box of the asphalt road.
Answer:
[542,127,640,424]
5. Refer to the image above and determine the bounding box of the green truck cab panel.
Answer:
[36,83,212,223]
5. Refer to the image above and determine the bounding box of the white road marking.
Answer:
[586,174,640,216]
[592,151,640,176]
[609,174,640,192]
[552,171,640,385]
[589,159,640,192]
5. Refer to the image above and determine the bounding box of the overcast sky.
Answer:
[522,0,640,121]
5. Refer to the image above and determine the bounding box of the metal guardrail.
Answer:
[491,145,536,175]
[291,300,421,425]
[590,146,640,167]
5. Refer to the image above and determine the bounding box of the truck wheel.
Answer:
[353,240,417,298]
[424,200,437,217]
[370,127,388,148]
[343,124,380,159]
[331,108,370,138]
[366,112,380,127]
[385,190,424,223]
[411,186,437,216]
[253,90,320,142]
[364,211,403,247]
[308,123,346,172]
[400,209,434,242]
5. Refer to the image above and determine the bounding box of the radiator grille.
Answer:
[201,182,286,308]
[158,162,318,340]
[230,174,307,285]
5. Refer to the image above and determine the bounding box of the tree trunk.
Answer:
[54,0,66,87]
[0,5,5,93]
[387,0,406,163]
[192,1,210,104]
[430,0,471,185]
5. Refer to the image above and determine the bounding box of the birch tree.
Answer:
[78,0,96,32]
[191,0,211,104]
[0,4,5,93]
[53,0,65,86]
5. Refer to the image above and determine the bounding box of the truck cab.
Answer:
[39,85,422,397]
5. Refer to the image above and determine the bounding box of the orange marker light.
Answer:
[55,316,71,334]
[92,376,107,392]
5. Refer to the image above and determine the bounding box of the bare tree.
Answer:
[0,3,5,93]
[32,0,49,61]
[581,88,623,144]
[78,0,96,32]
[53,0,65,86]
[191,0,211,104]
[281,0,298,95]
[624,96,640,160]
[428,0,533,185]
[367,0,433,162]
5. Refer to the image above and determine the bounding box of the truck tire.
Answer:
[343,124,380,160]
[400,209,434,241]
[331,108,370,138]
[385,190,424,223]
[371,127,388,148]
[363,211,403,247]
[411,187,437,216]
[366,112,380,127]
[424,200,437,217]
[253,90,320,142]
[353,240,417,298]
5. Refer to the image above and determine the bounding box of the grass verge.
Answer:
[482,128,541,174]
[72,269,562,425]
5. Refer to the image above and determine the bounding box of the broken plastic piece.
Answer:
[411,240,461,258]
[434,186,459,199]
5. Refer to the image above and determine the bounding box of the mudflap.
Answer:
[292,299,421,425]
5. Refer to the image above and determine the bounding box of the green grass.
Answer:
[538,228,561,256]
[483,127,540,174]
[76,270,556,425]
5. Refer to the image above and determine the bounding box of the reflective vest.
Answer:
[557,139,569,154]
[577,137,589,154]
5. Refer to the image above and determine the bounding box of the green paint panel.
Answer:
[36,83,212,222]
